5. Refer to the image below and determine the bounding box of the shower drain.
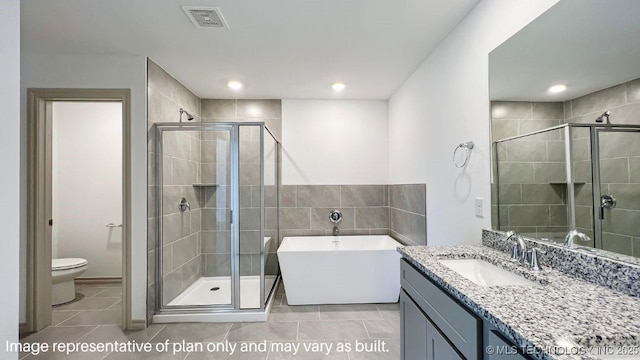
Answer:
[210,287,220,291]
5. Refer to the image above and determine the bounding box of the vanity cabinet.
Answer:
[400,290,464,360]
[401,259,531,360]
[484,327,530,360]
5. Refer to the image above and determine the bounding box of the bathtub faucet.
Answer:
[332,226,340,237]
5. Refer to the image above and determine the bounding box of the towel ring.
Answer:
[453,141,474,168]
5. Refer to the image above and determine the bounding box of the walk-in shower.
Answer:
[494,123,640,257]
[152,122,280,322]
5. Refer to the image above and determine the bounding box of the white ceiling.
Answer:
[21,0,479,100]
[490,0,640,102]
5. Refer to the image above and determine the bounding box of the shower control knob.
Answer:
[329,209,343,224]
[178,197,191,212]
[601,194,616,209]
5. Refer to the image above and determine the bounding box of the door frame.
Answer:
[26,88,133,331]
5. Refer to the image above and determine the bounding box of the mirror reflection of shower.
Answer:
[179,108,194,122]
[595,110,610,124]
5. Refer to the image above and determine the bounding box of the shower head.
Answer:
[595,110,611,124]
[180,108,194,121]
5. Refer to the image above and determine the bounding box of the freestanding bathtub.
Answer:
[278,235,402,305]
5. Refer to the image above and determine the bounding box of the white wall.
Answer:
[52,102,123,277]
[282,100,388,185]
[388,0,559,245]
[1,0,20,356]
[21,55,147,321]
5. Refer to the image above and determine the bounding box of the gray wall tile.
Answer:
[630,157,640,183]
[519,120,561,140]
[602,209,640,237]
[239,208,261,231]
[201,99,236,119]
[533,162,566,183]
[498,163,534,184]
[240,163,260,185]
[506,141,547,161]
[279,186,296,207]
[390,208,426,246]
[600,158,629,183]
[508,205,549,226]
[521,184,563,204]
[355,207,389,229]
[201,231,231,254]
[340,185,387,206]
[608,184,640,210]
[498,184,522,205]
[491,101,531,119]
[549,205,568,226]
[280,208,311,229]
[602,232,633,256]
[491,120,518,140]
[172,234,199,271]
[532,102,564,119]
[297,185,340,207]
[388,184,426,215]
[571,84,626,117]
[628,78,640,104]
[204,254,231,277]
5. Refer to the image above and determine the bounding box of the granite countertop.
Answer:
[399,245,640,360]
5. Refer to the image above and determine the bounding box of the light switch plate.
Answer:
[475,197,484,218]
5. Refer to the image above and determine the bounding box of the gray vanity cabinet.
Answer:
[400,290,428,359]
[400,290,464,360]
[401,259,531,360]
[484,326,529,360]
[426,320,465,360]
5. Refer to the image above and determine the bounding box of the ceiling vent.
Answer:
[182,6,229,29]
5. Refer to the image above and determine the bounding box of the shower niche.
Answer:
[152,122,280,322]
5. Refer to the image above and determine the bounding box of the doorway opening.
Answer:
[25,89,132,333]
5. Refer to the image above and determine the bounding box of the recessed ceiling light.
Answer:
[548,84,567,93]
[228,80,242,90]
[332,82,346,92]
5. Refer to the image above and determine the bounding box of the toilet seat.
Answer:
[52,258,88,271]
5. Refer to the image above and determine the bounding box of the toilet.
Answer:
[52,258,88,305]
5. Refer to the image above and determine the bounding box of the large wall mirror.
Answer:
[489,0,640,260]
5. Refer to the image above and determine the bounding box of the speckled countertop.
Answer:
[399,245,640,360]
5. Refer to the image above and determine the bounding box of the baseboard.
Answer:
[130,319,146,331]
[76,277,122,285]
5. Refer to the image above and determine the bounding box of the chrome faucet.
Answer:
[333,226,340,237]
[564,230,590,248]
[501,231,528,264]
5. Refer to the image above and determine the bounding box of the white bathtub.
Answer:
[277,235,402,305]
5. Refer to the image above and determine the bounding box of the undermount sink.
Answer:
[438,259,538,287]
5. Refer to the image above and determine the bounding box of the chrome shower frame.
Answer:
[153,121,280,320]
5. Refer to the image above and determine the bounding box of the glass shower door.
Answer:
[157,125,236,309]
[238,125,263,309]
[593,128,640,257]
[199,127,235,307]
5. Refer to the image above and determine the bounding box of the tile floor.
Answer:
[19,283,400,359]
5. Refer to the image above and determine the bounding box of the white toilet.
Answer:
[52,258,88,305]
